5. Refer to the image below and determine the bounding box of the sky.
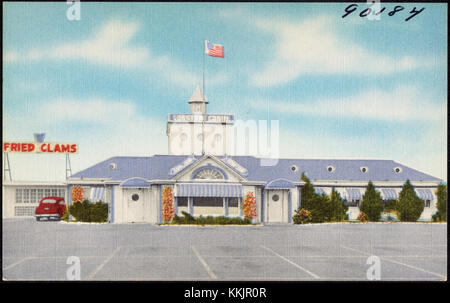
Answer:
[3,2,447,182]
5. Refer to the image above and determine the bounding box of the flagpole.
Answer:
[202,41,206,155]
[202,42,205,99]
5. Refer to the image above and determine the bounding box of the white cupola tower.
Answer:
[167,84,234,156]
[189,84,208,114]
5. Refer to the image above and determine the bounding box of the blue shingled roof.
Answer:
[69,155,442,183]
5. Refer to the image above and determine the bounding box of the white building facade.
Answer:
[2,85,443,222]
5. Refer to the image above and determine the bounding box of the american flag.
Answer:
[204,40,224,58]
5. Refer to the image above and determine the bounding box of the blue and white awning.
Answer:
[175,183,242,197]
[381,188,398,200]
[315,187,326,195]
[265,178,295,189]
[415,189,434,201]
[345,188,362,201]
[90,187,105,201]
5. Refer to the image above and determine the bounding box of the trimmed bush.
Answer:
[357,212,368,222]
[359,181,384,221]
[292,208,312,224]
[329,189,348,221]
[434,184,447,222]
[68,199,108,223]
[171,211,252,225]
[298,173,349,223]
[397,180,424,222]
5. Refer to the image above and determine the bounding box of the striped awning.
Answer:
[175,183,242,197]
[381,188,398,200]
[416,189,434,201]
[345,188,362,201]
[315,187,326,195]
[90,187,105,201]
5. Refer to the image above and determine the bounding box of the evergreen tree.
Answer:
[300,172,317,208]
[359,181,384,221]
[308,194,330,223]
[435,184,447,221]
[397,180,424,221]
[329,189,348,221]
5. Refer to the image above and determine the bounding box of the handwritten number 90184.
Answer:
[342,4,425,22]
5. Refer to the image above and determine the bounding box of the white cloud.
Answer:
[4,20,226,88]
[5,20,149,67]
[50,20,149,68]
[249,16,432,86]
[3,51,20,62]
[249,85,446,122]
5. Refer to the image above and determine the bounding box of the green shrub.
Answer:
[357,212,368,222]
[68,199,108,223]
[397,180,424,222]
[435,184,447,222]
[307,194,330,223]
[299,174,348,223]
[61,206,70,222]
[170,211,252,225]
[292,208,312,224]
[329,189,348,221]
[359,181,384,221]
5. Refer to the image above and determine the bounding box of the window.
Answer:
[15,206,36,216]
[193,197,223,207]
[51,189,58,196]
[194,168,224,180]
[177,197,188,207]
[394,167,402,173]
[58,189,66,198]
[345,199,360,207]
[229,197,239,207]
[180,133,188,141]
[30,189,37,203]
[37,189,44,201]
[109,163,117,170]
[360,166,369,173]
[16,189,22,203]
[132,194,140,201]
[272,194,280,202]
[42,199,57,204]
[45,189,51,196]
[327,165,335,173]
[23,189,30,203]
[291,165,299,172]
[425,200,431,207]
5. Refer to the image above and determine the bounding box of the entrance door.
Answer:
[127,190,144,222]
[267,190,284,223]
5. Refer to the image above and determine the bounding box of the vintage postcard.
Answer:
[2,1,447,288]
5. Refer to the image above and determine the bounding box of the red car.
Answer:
[35,196,66,221]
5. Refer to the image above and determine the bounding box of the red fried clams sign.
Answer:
[3,142,78,154]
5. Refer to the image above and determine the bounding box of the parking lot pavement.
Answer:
[2,218,447,281]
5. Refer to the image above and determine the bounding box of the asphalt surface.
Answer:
[2,218,447,281]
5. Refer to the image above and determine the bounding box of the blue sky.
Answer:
[3,2,447,181]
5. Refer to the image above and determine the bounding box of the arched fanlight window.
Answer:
[193,168,225,180]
